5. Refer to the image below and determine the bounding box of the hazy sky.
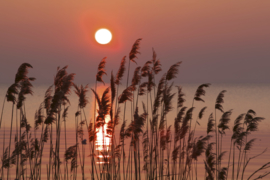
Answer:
[0,0,270,85]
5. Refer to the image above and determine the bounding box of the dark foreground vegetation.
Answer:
[0,39,269,180]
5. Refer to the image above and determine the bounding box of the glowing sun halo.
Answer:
[95,29,112,44]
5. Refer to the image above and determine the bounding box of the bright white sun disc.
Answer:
[95,29,112,44]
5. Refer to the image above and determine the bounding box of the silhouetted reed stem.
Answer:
[38,122,45,180]
[122,56,131,180]
[0,98,6,128]
[215,109,218,180]
[48,123,53,180]
[226,139,233,180]
[1,122,6,180]
[7,104,14,180]
[15,108,19,179]
[63,108,68,180]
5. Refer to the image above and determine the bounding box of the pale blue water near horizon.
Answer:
[0,83,269,179]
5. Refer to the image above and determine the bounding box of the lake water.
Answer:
[0,83,269,180]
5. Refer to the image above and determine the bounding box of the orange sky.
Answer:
[0,0,270,84]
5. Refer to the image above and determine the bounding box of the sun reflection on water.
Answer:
[95,114,112,164]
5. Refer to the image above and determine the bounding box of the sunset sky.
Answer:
[0,0,269,84]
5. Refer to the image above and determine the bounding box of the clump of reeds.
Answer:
[0,39,269,180]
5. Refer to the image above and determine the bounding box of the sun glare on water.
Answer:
[94,97,112,164]
[95,28,112,44]
[95,114,111,151]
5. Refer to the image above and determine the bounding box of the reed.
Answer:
[0,39,269,180]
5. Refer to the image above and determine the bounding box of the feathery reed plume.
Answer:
[17,79,34,109]
[218,110,232,134]
[88,123,95,142]
[172,145,180,161]
[246,121,260,133]
[233,114,245,134]
[152,48,162,74]
[44,114,55,125]
[215,90,226,113]
[199,106,207,120]
[34,104,44,130]
[131,66,141,89]
[174,117,181,143]
[15,63,33,83]
[126,107,147,144]
[245,110,264,133]
[2,148,9,169]
[166,61,182,81]
[118,86,133,104]
[44,85,53,115]
[91,87,110,126]
[141,61,152,77]
[147,71,155,92]
[152,48,157,63]
[120,120,126,144]
[65,144,78,172]
[205,142,216,180]
[166,125,172,144]
[205,143,216,170]
[192,135,212,160]
[142,130,149,173]
[74,84,89,109]
[6,83,20,104]
[61,73,75,96]
[175,106,187,144]
[115,56,126,85]
[159,129,166,151]
[207,113,215,134]
[54,66,68,87]
[193,83,211,103]
[96,57,107,85]
[129,38,142,64]
[62,106,69,119]
[177,107,187,123]
[218,167,228,180]
[204,160,215,180]
[110,72,116,106]
[111,107,120,128]
[180,107,194,139]
[153,74,166,115]
[244,138,256,151]
[193,106,207,139]
[163,82,175,116]
[138,82,148,96]
[42,125,49,143]
[176,86,185,108]
[218,151,227,165]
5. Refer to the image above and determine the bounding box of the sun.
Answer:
[95,28,112,44]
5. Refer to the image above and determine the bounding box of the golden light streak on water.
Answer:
[93,88,112,164]
[95,121,111,151]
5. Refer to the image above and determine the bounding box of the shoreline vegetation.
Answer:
[0,39,269,180]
